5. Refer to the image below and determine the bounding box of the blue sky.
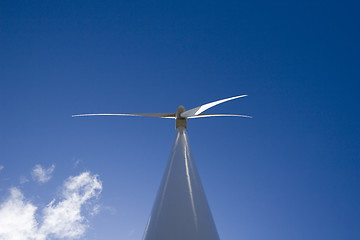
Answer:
[0,0,359,239]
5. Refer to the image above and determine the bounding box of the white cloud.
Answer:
[0,188,38,240]
[0,165,4,171]
[31,164,55,183]
[0,172,102,240]
[39,172,102,239]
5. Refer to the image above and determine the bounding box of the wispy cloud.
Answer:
[0,172,102,240]
[31,164,55,183]
[20,176,29,184]
[128,228,136,237]
[0,165,4,172]
[39,172,102,239]
[74,159,81,168]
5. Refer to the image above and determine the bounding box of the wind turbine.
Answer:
[73,95,251,240]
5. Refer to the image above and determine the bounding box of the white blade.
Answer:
[188,114,252,119]
[180,95,247,118]
[72,113,175,119]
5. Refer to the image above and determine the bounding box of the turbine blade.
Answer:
[181,95,248,118]
[72,113,176,119]
[188,114,252,119]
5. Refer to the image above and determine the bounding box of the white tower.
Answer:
[143,127,219,240]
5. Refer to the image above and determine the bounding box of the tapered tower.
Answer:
[143,127,219,240]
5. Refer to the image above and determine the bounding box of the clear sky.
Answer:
[0,0,359,239]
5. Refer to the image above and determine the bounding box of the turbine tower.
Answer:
[73,95,251,240]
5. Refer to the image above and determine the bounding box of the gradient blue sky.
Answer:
[1,0,359,239]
